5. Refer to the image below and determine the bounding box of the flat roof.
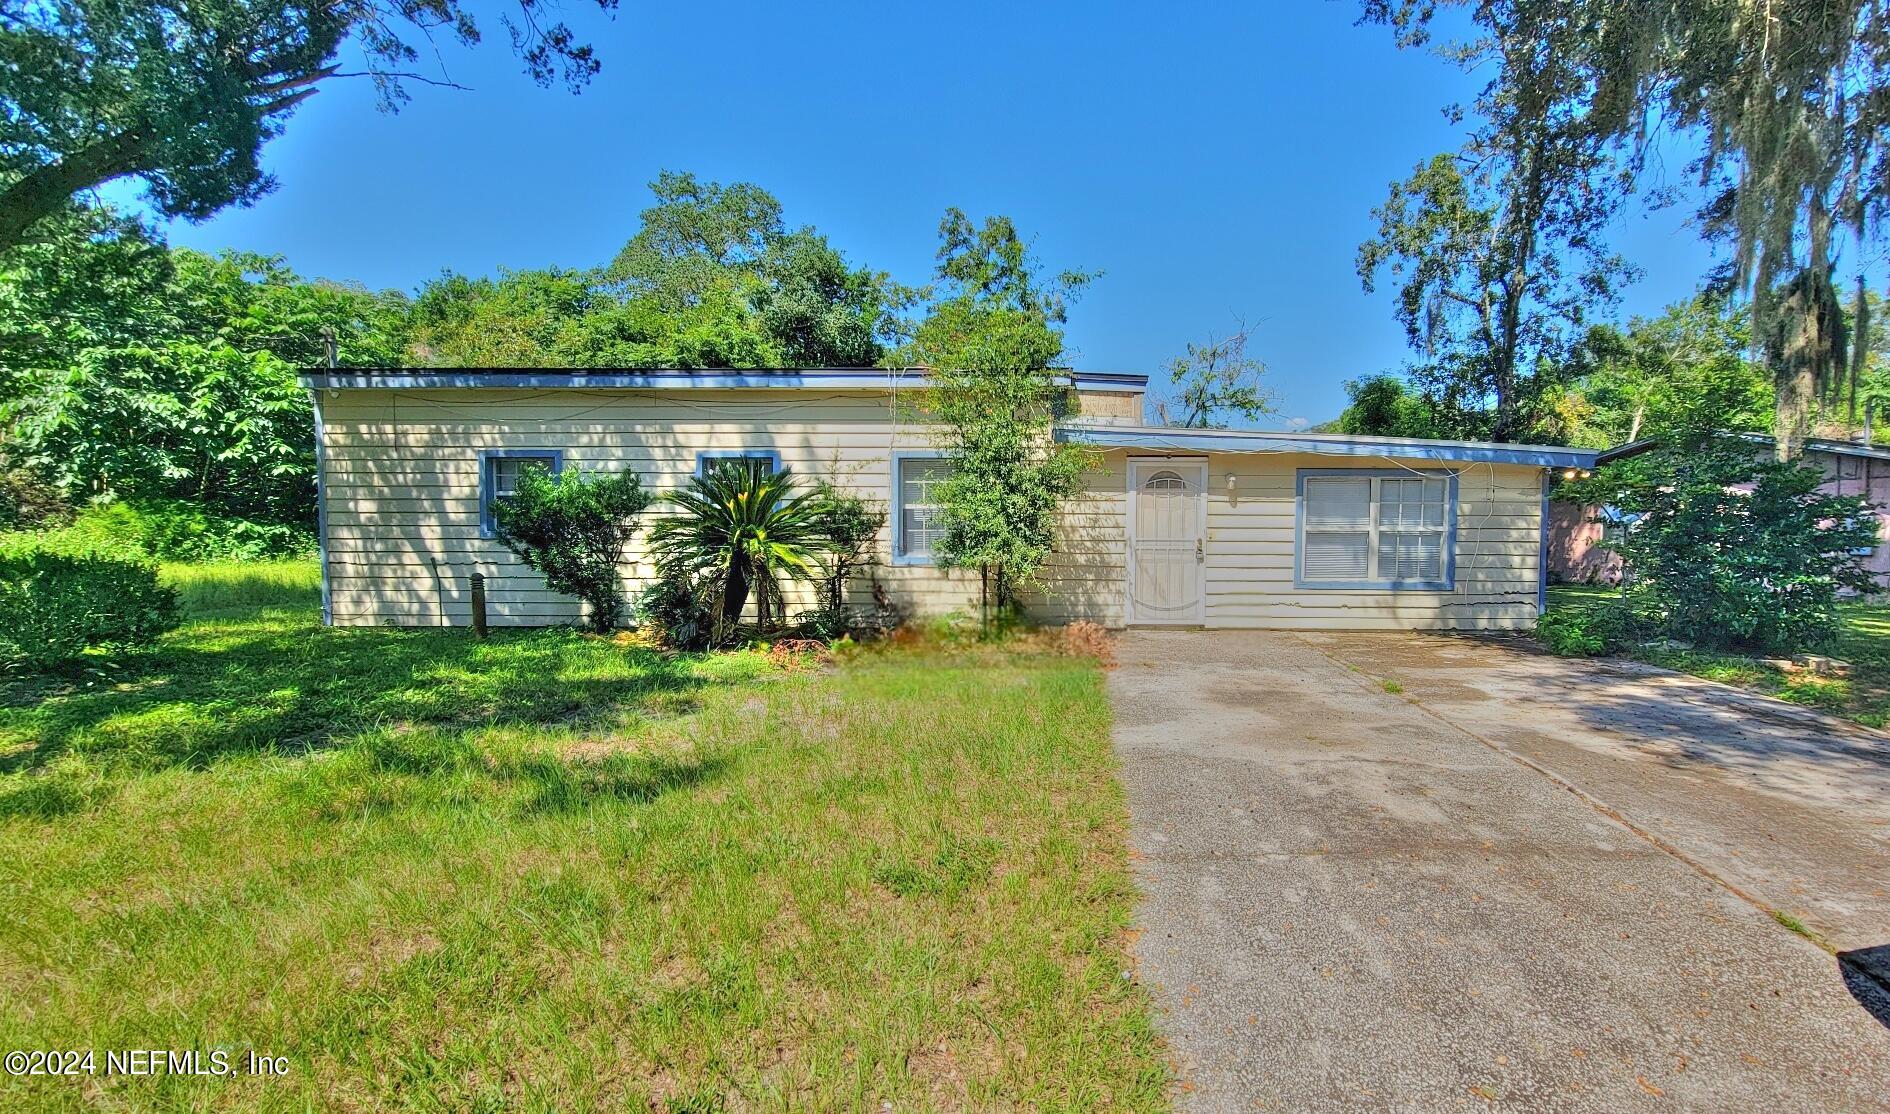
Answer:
[1596,431,1890,465]
[297,368,1150,393]
[1055,424,1599,469]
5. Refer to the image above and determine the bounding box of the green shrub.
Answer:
[0,551,181,670]
[647,461,831,635]
[635,573,723,651]
[1536,609,1609,656]
[7,500,315,562]
[493,466,653,633]
[1565,434,1878,655]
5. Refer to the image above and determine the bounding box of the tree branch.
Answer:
[0,127,154,256]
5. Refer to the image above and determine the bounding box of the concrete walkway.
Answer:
[1110,629,1890,1112]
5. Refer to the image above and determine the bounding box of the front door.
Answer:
[1128,460,1206,624]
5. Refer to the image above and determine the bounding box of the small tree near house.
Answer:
[903,210,1094,628]
[491,465,652,634]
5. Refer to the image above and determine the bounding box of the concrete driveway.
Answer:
[1111,629,1890,1111]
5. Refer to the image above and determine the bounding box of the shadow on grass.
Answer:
[499,750,732,816]
[0,616,722,777]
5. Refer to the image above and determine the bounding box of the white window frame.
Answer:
[1294,468,1457,591]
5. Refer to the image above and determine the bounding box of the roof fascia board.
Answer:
[1054,425,1598,469]
[297,370,1149,392]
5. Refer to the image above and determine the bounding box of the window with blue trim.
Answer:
[481,451,561,536]
[1300,473,1450,587]
[695,451,781,478]
[895,456,956,561]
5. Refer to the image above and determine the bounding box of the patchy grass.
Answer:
[0,562,1164,1110]
[1545,586,1890,727]
[1771,909,1834,952]
[1381,679,1404,694]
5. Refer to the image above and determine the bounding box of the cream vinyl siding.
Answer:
[1202,453,1541,629]
[317,388,1540,631]
[1059,452,1542,631]
[319,387,1122,627]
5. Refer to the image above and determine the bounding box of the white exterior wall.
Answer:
[315,388,1543,631]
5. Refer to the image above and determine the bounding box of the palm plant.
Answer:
[647,460,832,634]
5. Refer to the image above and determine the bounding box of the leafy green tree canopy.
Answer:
[1334,374,1441,439]
[0,210,409,523]
[1539,296,1771,449]
[1363,0,1890,457]
[411,173,904,368]
[0,0,615,255]
[902,210,1093,619]
[1156,321,1276,428]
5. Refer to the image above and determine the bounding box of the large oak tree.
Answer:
[1364,0,1890,458]
[0,0,615,255]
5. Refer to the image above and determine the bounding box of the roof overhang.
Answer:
[297,368,1149,393]
[1054,424,1599,469]
[1596,431,1890,465]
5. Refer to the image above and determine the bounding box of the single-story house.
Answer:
[1548,433,1890,587]
[299,369,1599,631]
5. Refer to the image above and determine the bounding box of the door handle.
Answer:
[1196,539,1204,563]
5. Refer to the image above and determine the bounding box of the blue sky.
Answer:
[114,1,1720,426]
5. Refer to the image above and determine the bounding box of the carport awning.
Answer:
[1054,424,1599,469]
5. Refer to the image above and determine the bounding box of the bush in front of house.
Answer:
[0,551,181,670]
[1536,608,1614,656]
[1565,434,1878,655]
[647,460,832,640]
[634,572,723,651]
[492,465,653,634]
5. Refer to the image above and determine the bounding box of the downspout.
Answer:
[1537,468,1551,617]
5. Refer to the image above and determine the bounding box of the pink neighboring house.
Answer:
[1549,435,1890,587]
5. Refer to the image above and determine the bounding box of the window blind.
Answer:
[898,458,956,558]
[1301,474,1450,586]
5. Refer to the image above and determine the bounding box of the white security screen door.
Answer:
[1128,460,1206,624]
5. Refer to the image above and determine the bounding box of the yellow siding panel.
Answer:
[317,391,1545,632]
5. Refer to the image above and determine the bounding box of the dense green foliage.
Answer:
[0,0,611,255]
[1334,374,1442,438]
[1363,1,1890,457]
[0,551,179,670]
[807,479,887,618]
[1541,297,1774,449]
[410,173,905,369]
[491,466,653,634]
[1,217,407,530]
[1566,435,1878,654]
[18,501,315,562]
[1533,608,1610,657]
[633,572,724,652]
[646,461,831,638]
[903,212,1092,617]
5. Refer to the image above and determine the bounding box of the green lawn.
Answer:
[1545,585,1890,727]
[0,562,1164,1111]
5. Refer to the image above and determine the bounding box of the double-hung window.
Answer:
[1297,471,1454,589]
[695,450,781,478]
[480,450,562,537]
[894,455,956,563]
